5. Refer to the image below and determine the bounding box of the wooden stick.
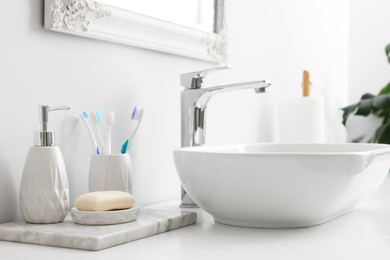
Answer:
[303,70,310,97]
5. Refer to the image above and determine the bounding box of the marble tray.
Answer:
[0,208,196,251]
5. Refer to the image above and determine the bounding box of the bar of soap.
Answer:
[75,191,135,211]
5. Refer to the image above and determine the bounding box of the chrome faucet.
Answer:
[180,65,271,207]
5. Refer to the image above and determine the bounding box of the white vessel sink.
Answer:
[174,143,390,228]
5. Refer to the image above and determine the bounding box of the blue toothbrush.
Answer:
[121,107,144,154]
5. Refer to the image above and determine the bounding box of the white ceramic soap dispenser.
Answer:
[20,105,70,223]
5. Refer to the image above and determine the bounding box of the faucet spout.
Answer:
[194,80,271,109]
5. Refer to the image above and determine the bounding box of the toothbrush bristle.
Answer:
[131,107,137,119]
[121,139,129,154]
[82,112,88,118]
[96,110,102,123]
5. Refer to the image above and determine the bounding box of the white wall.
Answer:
[0,0,350,223]
[207,0,349,144]
[349,0,390,102]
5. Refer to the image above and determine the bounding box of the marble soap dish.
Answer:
[71,205,140,225]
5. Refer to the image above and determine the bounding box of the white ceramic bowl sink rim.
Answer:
[175,143,390,155]
[174,143,390,228]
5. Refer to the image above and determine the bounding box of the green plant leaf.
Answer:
[341,93,390,126]
[355,97,373,116]
[373,94,390,117]
[386,43,390,64]
[378,82,390,95]
[373,94,390,110]
[373,120,390,144]
[341,104,358,125]
[361,93,375,99]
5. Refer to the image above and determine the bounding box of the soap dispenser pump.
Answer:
[20,105,70,223]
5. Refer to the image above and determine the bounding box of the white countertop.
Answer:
[2,177,390,260]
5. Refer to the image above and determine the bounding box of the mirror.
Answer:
[99,0,215,33]
[44,0,227,63]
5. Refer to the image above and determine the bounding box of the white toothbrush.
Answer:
[90,110,108,154]
[121,107,144,154]
[106,111,115,155]
[79,112,100,154]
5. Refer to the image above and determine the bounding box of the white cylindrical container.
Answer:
[276,97,325,143]
[89,154,132,193]
[20,146,69,223]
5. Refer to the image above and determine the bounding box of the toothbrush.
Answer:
[90,110,108,154]
[106,111,115,155]
[79,112,100,154]
[121,107,144,154]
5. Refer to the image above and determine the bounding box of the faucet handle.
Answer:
[180,64,233,89]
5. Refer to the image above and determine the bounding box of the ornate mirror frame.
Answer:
[44,0,227,63]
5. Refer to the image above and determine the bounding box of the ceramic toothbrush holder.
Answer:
[89,154,132,193]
